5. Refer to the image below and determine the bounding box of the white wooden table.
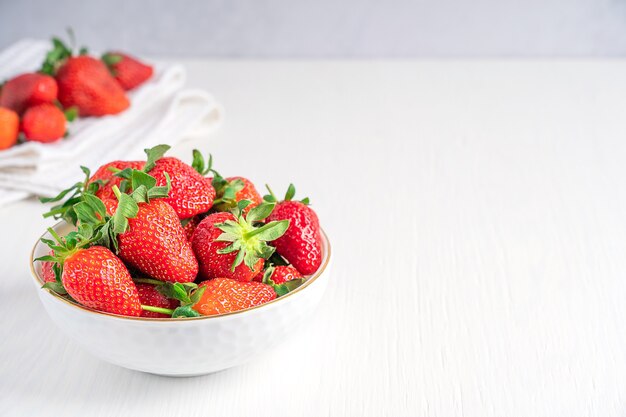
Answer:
[2,60,626,416]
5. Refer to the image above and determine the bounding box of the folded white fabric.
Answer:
[0,39,223,207]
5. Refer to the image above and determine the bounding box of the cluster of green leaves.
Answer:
[214,200,290,272]
[263,183,310,205]
[40,166,102,225]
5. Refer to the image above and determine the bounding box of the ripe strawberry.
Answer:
[40,250,57,283]
[21,103,66,143]
[89,160,144,203]
[62,246,142,316]
[0,107,19,150]
[265,185,322,275]
[56,55,130,117]
[192,278,276,316]
[259,265,303,284]
[0,73,58,114]
[212,176,262,214]
[102,52,153,91]
[117,199,198,283]
[149,156,215,219]
[191,204,289,282]
[137,283,179,318]
[228,177,262,207]
[182,216,200,241]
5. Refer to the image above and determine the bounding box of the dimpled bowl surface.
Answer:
[31,222,331,377]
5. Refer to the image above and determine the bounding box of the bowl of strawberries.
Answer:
[30,145,331,376]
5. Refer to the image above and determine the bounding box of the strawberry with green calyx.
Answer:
[264,183,323,275]
[260,265,305,286]
[56,54,130,117]
[191,200,290,282]
[113,145,216,219]
[41,34,130,117]
[40,33,88,76]
[100,170,199,283]
[102,52,153,91]
[36,226,143,317]
[90,160,144,205]
[114,193,199,283]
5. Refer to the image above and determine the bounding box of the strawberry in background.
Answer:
[0,33,155,151]
[55,55,130,117]
[0,107,19,150]
[21,103,67,143]
[102,52,154,91]
[0,73,58,114]
[40,37,130,117]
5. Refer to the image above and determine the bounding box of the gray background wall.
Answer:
[2,0,626,57]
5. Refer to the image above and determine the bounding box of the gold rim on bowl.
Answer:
[30,222,331,322]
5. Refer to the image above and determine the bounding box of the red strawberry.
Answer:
[265,185,322,275]
[61,246,142,316]
[21,103,66,143]
[259,265,303,284]
[102,52,153,91]
[116,199,198,283]
[137,283,179,318]
[192,278,276,316]
[149,157,215,219]
[182,216,200,241]
[191,204,289,282]
[228,177,262,207]
[40,250,57,283]
[56,55,130,117]
[0,107,19,150]
[0,73,58,114]
[89,160,144,204]
[212,176,262,214]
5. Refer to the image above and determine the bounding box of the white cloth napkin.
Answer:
[0,39,223,206]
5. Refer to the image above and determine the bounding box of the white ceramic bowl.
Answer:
[30,222,331,377]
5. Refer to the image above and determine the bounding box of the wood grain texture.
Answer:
[2,60,626,416]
